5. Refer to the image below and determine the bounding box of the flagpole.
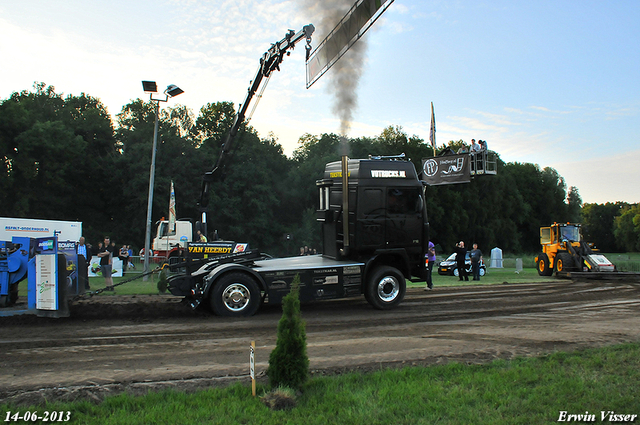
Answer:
[430,102,436,157]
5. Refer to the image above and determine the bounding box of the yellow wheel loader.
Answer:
[535,223,624,279]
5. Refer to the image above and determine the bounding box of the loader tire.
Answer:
[210,272,261,317]
[365,266,406,310]
[555,253,574,275]
[537,253,553,276]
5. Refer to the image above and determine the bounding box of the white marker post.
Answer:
[250,341,256,396]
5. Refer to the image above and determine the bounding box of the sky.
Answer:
[1,0,639,204]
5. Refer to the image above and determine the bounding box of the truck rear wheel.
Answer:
[536,253,553,276]
[366,266,406,310]
[210,273,261,317]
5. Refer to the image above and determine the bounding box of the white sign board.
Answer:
[88,257,123,278]
[36,254,58,310]
[0,217,82,242]
[250,344,255,380]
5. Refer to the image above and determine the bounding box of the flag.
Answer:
[429,102,436,155]
[169,180,176,233]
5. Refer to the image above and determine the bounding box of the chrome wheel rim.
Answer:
[377,276,400,302]
[222,283,250,312]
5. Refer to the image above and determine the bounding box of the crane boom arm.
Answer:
[198,24,315,213]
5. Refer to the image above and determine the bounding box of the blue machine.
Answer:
[0,236,75,317]
[0,237,31,308]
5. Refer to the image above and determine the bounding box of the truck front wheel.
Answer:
[210,273,261,317]
[366,266,406,310]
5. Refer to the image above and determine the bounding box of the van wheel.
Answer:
[366,266,406,310]
[210,273,261,317]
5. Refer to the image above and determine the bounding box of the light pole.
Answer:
[141,81,184,279]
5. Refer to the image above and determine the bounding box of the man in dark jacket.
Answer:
[77,237,92,290]
[470,243,483,281]
[454,241,468,281]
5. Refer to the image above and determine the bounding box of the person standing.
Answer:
[470,139,481,153]
[454,241,469,281]
[127,245,134,269]
[425,241,436,290]
[98,236,115,291]
[119,244,130,276]
[77,237,92,290]
[470,243,483,281]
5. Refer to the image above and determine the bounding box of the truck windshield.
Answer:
[387,188,420,214]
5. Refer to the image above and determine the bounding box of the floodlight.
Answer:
[140,80,182,279]
[142,80,158,92]
[165,84,184,97]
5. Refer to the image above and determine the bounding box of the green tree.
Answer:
[375,125,432,163]
[581,202,626,252]
[0,83,116,243]
[566,186,583,223]
[267,274,309,390]
[614,204,640,252]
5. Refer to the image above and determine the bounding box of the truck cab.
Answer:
[316,156,429,281]
[152,219,193,258]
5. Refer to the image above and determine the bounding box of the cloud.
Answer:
[550,149,640,204]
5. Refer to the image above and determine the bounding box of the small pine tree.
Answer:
[266,274,309,389]
[157,269,168,293]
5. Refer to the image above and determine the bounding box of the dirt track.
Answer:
[1,279,639,405]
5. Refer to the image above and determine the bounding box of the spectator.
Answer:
[127,245,134,269]
[470,243,483,281]
[425,241,436,290]
[470,139,481,153]
[77,237,91,290]
[97,236,115,291]
[119,245,130,275]
[454,241,469,281]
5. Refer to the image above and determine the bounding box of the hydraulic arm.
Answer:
[197,24,315,230]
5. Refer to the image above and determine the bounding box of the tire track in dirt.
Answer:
[1,280,639,405]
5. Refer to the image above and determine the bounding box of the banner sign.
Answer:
[36,254,57,310]
[58,241,78,296]
[89,257,123,278]
[421,153,471,185]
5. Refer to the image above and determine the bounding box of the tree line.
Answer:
[1,83,638,257]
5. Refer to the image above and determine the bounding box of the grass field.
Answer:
[2,344,638,424]
[84,261,551,295]
[17,252,637,298]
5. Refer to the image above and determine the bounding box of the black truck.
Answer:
[166,154,429,316]
[164,24,429,316]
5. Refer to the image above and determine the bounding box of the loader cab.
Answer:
[540,223,581,246]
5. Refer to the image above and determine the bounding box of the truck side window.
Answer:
[361,189,383,217]
[387,188,420,214]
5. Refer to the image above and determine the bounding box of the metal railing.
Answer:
[469,150,497,175]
